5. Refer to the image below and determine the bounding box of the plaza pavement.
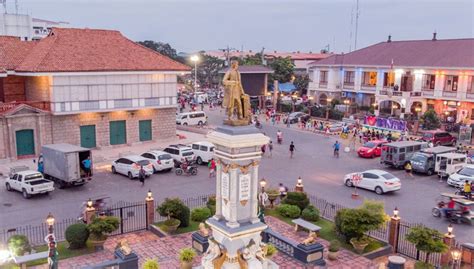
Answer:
[31,216,379,269]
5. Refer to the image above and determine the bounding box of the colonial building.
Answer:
[308,35,474,122]
[0,27,189,159]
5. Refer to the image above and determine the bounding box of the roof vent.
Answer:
[387,35,392,42]
[432,32,437,41]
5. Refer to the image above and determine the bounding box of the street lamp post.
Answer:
[45,213,58,269]
[258,178,268,223]
[450,248,462,269]
[190,55,199,91]
[326,98,332,120]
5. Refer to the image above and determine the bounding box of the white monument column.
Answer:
[250,161,260,223]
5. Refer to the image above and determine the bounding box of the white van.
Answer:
[190,141,215,165]
[176,111,207,126]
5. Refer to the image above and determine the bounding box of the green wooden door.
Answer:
[110,120,126,145]
[80,125,96,148]
[139,120,152,142]
[16,129,35,156]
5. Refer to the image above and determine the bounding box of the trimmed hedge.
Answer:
[276,204,301,219]
[157,198,191,228]
[206,196,216,215]
[281,192,309,211]
[65,223,89,249]
[7,235,31,256]
[301,205,320,222]
[191,207,212,222]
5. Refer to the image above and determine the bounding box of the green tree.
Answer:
[420,109,441,130]
[406,226,448,263]
[194,54,225,88]
[293,74,310,95]
[137,40,184,63]
[240,53,263,65]
[269,57,295,83]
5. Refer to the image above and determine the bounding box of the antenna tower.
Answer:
[354,0,360,51]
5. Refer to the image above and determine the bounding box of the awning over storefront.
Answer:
[268,82,296,93]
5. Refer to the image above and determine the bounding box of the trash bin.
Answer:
[388,255,406,269]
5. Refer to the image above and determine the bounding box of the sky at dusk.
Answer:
[8,0,474,54]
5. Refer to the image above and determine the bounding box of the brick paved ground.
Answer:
[31,216,377,269]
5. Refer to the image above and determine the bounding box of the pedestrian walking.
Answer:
[289,141,295,158]
[278,183,288,200]
[333,141,340,158]
[404,162,414,178]
[268,141,273,158]
[139,166,146,186]
[261,144,266,156]
[286,115,291,128]
[201,102,205,111]
[82,156,92,180]
[208,159,216,178]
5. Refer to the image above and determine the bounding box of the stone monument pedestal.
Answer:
[197,125,278,269]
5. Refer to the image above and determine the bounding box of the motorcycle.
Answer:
[175,161,198,176]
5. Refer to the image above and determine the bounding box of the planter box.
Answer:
[362,244,392,260]
[148,224,167,238]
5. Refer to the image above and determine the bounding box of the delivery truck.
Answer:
[41,143,92,188]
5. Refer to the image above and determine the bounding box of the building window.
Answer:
[362,71,377,87]
[400,73,413,92]
[468,76,474,93]
[383,72,394,87]
[344,71,355,85]
[444,75,459,91]
[422,74,436,90]
[319,70,328,85]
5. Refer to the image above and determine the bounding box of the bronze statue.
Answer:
[222,60,251,125]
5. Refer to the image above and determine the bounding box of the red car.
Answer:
[357,140,387,158]
[421,130,456,146]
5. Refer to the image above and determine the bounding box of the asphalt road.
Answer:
[0,107,472,243]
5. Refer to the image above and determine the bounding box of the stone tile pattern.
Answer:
[31,216,376,269]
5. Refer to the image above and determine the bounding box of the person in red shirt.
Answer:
[208,159,216,178]
[441,198,456,217]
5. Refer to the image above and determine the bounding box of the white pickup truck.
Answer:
[5,169,55,199]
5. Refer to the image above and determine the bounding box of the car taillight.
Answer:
[147,164,153,169]
[132,164,140,170]
[384,182,395,186]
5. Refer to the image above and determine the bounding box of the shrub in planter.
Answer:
[65,223,89,249]
[7,235,31,256]
[157,198,191,228]
[179,248,196,269]
[276,204,301,219]
[414,261,434,269]
[87,216,120,241]
[301,205,320,222]
[191,207,212,222]
[206,195,216,215]
[163,218,181,233]
[406,226,448,264]
[328,239,341,260]
[143,259,160,269]
[281,192,309,211]
[266,244,277,258]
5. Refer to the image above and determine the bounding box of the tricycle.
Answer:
[78,195,113,222]
[432,192,474,225]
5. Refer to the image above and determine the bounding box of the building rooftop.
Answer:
[205,50,331,61]
[311,38,474,68]
[1,27,190,73]
[218,65,274,74]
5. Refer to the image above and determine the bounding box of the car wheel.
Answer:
[427,169,434,176]
[375,186,384,195]
[153,167,157,173]
[345,179,353,187]
[175,169,183,176]
[191,168,198,176]
[111,166,116,174]
[166,168,172,172]
[22,189,30,199]
[183,122,188,126]
[432,208,441,217]
[198,121,203,126]
[6,183,12,191]
[371,153,375,158]
[128,172,134,180]
[196,157,203,165]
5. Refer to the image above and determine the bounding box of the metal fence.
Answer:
[153,194,213,223]
[396,221,442,266]
[0,218,79,247]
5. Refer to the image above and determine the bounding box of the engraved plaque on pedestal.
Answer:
[239,174,251,206]
[221,172,230,220]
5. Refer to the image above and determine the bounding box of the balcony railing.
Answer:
[318,82,327,88]
[410,92,422,97]
[466,92,474,100]
[343,82,354,88]
[422,90,434,97]
[442,91,457,98]
[0,101,51,114]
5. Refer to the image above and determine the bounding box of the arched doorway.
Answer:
[410,101,423,119]
[379,100,401,117]
[319,93,327,106]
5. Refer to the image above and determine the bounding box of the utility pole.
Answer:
[354,0,360,51]
[349,5,354,52]
[260,47,265,65]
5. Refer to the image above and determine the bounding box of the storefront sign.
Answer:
[239,174,251,206]
[364,116,407,131]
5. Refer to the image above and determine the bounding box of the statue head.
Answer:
[231,60,239,70]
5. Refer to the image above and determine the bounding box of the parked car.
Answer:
[111,155,154,179]
[284,112,310,124]
[163,144,195,166]
[447,164,474,188]
[380,141,428,168]
[421,130,456,146]
[190,141,215,165]
[140,150,174,172]
[5,168,54,199]
[176,111,207,126]
[357,140,387,158]
[343,169,401,195]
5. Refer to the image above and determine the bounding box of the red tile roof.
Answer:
[0,36,37,72]
[1,28,190,73]
[313,39,474,68]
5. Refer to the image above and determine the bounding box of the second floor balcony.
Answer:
[442,91,457,98]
